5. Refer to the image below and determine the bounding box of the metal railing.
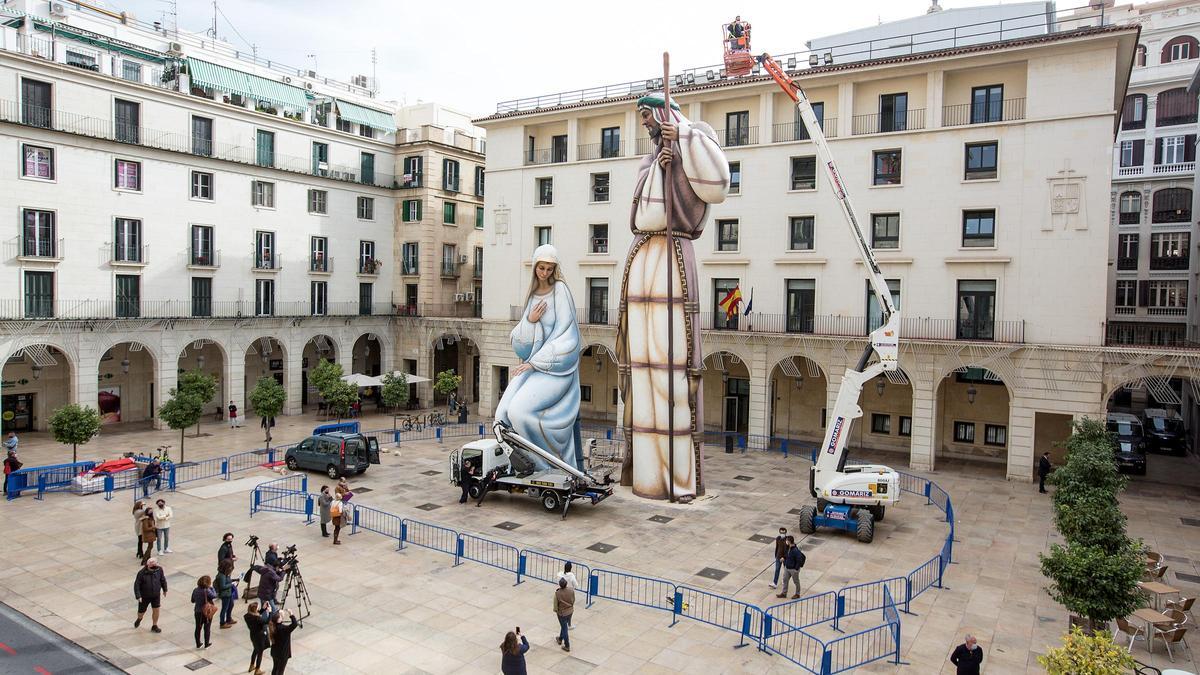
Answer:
[1149,256,1189,271]
[715,126,759,147]
[851,109,926,135]
[695,312,1025,343]
[472,264,483,279]
[107,243,147,265]
[440,261,460,277]
[0,299,401,321]
[189,249,221,268]
[525,148,567,165]
[358,259,382,275]
[401,260,419,275]
[1104,322,1197,348]
[253,254,281,271]
[772,118,838,142]
[399,172,423,188]
[308,254,331,273]
[577,143,624,160]
[583,307,613,325]
[941,98,1025,126]
[8,236,64,260]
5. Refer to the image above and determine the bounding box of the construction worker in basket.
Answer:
[728,16,751,52]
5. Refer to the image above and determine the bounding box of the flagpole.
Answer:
[662,52,677,504]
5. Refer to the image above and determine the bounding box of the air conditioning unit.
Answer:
[49,2,67,17]
[281,75,292,84]
[307,70,317,78]
[304,82,314,91]
[458,254,468,264]
[464,292,475,302]
[454,293,465,302]
[352,75,367,87]
[167,41,184,55]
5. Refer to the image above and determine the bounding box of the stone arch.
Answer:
[175,339,228,416]
[429,330,481,406]
[0,340,76,432]
[701,350,753,433]
[96,340,159,425]
[932,365,1012,468]
[243,337,288,414]
[94,337,162,373]
[768,355,828,442]
[581,343,619,424]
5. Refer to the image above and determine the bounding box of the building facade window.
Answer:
[1157,135,1194,165]
[789,216,814,250]
[191,171,214,200]
[713,278,740,330]
[475,166,485,196]
[716,219,739,252]
[1152,188,1191,223]
[535,226,552,247]
[308,189,328,214]
[984,424,1007,446]
[191,225,214,266]
[871,413,891,434]
[953,421,976,443]
[443,158,460,191]
[970,84,1003,123]
[337,118,353,134]
[402,243,419,274]
[191,277,212,317]
[114,159,141,191]
[1150,232,1190,270]
[591,172,610,202]
[537,177,553,205]
[441,244,457,276]
[20,79,52,129]
[1162,35,1200,63]
[359,283,374,315]
[312,141,329,174]
[403,156,423,187]
[590,223,608,253]
[899,416,912,437]
[879,92,908,132]
[357,196,374,220]
[360,240,378,274]
[252,181,275,208]
[192,116,213,156]
[728,161,741,194]
[255,129,275,167]
[588,278,609,324]
[786,279,815,333]
[22,144,54,179]
[962,210,996,247]
[21,209,55,258]
[473,246,483,279]
[1118,233,1139,270]
[1119,191,1141,224]
[957,280,996,340]
[1122,94,1147,130]
[24,271,53,318]
[871,213,900,249]
[796,102,824,140]
[360,152,375,184]
[114,218,141,262]
[1115,280,1137,309]
[725,110,751,146]
[115,274,140,318]
[552,134,568,163]
[601,127,621,158]
[790,155,816,190]
[310,281,328,316]
[402,199,422,222]
[476,206,484,229]
[1136,44,1147,66]
[1156,88,1198,127]
[255,231,276,269]
[255,279,275,316]
[965,141,998,179]
[873,150,902,185]
[443,201,457,224]
[1120,139,1145,167]
[310,236,328,272]
[1146,279,1189,310]
[867,279,901,333]
[114,99,140,143]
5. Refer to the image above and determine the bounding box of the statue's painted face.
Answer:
[640,108,661,138]
[535,261,556,282]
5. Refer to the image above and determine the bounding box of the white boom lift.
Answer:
[757,54,900,543]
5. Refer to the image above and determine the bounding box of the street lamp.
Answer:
[966,384,978,405]
[595,357,602,373]
[794,373,803,389]
[121,354,130,374]
[31,363,42,381]
[875,378,885,397]
[197,354,206,370]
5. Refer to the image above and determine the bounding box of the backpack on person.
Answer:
[331,501,343,518]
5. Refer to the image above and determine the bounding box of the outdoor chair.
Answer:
[1145,565,1169,581]
[1166,597,1196,625]
[1164,608,1191,635]
[1147,551,1164,566]
[1151,626,1190,662]
[1116,617,1148,651]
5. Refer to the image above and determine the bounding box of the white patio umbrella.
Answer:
[391,371,430,384]
[341,373,382,387]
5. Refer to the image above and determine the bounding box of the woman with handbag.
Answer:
[215,559,238,628]
[191,575,217,649]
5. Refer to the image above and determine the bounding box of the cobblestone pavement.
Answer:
[1,413,1197,674]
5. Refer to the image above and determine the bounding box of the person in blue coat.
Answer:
[500,628,529,675]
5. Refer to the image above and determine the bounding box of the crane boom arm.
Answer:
[758,54,900,496]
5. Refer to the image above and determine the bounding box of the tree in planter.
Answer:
[1038,625,1135,675]
[159,388,204,463]
[177,369,217,436]
[248,376,286,450]
[322,380,360,422]
[309,358,343,415]
[380,372,409,413]
[47,404,101,463]
[1040,542,1146,635]
[434,369,462,411]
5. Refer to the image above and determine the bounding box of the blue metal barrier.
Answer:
[401,518,460,560]
[907,555,942,599]
[760,615,828,673]
[837,577,908,618]
[677,585,763,647]
[765,591,838,632]
[228,449,271,474]
[590,570,678,624]
[173,457,225,485]
[7,460,96,500]
[459,534,520,581]
[518,550,592,605]
[352,504,402,547]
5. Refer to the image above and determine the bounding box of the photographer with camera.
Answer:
[264,543,282,570]
[253,558,285,612]
[268,608,299,675]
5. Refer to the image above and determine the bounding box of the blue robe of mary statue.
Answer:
[495,281,584,471]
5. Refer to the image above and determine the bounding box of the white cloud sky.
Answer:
[110,0,1103,117]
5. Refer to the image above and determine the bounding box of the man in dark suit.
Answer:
[950,634,983,675]
[1038,452,1052,494]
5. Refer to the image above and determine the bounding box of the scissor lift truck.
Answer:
[748,49,901,543]
[449,421,614,519]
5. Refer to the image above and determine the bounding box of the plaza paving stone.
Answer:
[1,412,1198,673]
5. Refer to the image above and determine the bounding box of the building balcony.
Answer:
[7,236,64,262]
[1117,165,1144,177]
[440,261,460,278]
[189,249,220,269]
[106,243,148,266]
[1105,321,1195,348]
[401,261,419,276]
[525,148,567,166]
[472,264,483,280]
[358,259,382,276]
[578,143,624,160]
[1117,257,1138,271]
[1149,256,1189,271]
[309,254,332,273]
[1153,162,1195,175]
[399,172,423,189]
[715,126,758,148]
[1147,306,1188,316]
[1113,306,1136,315]
[0,299,401,321]
[635,137,654,155]
[253,255,281,272]
[771,118,838,143]
[941,99,1026,127]
[442,178,460,193]
[852,109,926,136]
[581,307,614,325]
[402,303,481,319]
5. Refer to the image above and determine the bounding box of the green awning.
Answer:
[31,19,169,63]
[186,58,309,111]
[335,98,396,133]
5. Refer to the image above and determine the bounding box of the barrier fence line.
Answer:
[519,551,593,605]
[459,533,521,582]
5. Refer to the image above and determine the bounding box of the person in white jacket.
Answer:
[153,498,174,554]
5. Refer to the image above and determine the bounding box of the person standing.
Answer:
[458,459,476,504]
[1038,452,1052,494]
[2,431,17,453]
[215,559,238,628]
[191,575,216,649]
[264,543,281,570]
[317,486,333,537]
[553,577,574,653]
[244,602,270,675]
[217,532,237,567]
[776,536,806,600]
[253,562,283,612]
[133,500,147,559]
[330,496,345,544]
[3,447,21,495]
[133,558,167,633]
[269,608,299,675]
[769,527,788,589]
[153,498,174,554]
[500,628,530,675]
[139,508,158,565]
[559,562,578,590]
[950,634,983,674]
[228,400,240,428]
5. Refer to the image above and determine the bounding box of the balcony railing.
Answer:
[400,172,423,188]
[583,307,614,325]
[0,299,403,321]
[693,312,1025,342]
[525,148,567,165]
[440,261,460,277]
[399,303,483,319]
[1147,306,1188,316]
[253,254,281,271]
[715,126,759,147]
[108,243,147,265]
[189,249,220,268]
[1153,209,1192,224]
[442,178,460,193]
[590,238,609,254]
[1150,255,1189,271]
[1105,322,1196,348]
[771,118,839,142]
[401,260,419,275]
[1154,162,1195,175]
[635,137,654,155]
[1117,257,1138,271]
[9,236,64,261]
[852,109,926,135]
[941,98,1026,126]
[0,101,399,189]
[309,254,331,273]
[578,143,624,160]
[359,259,382,275]
[1117,166,1144,177]
[1114,306,1136,315]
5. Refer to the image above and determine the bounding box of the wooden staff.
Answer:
[662,52,677,503]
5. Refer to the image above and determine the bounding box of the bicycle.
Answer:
[401,416,424,432]
[151,445,173,464]
[428,411,446,426]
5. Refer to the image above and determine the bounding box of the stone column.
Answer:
[909,378,937,471]
[759,91,773,145]
[926,70,944,129]
[837,82,854,139]
[284,340,303,416]
[227,349,246,421]
[566,118,579,163]
[1007,404,1036,482]
[747,347,771,441]
[154,351,176,431]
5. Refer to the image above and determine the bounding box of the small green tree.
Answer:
[248,377,286,450]
[160,388,203,463]
[309,358,343,398]
[434,369,462,406]
[323,379,360,422]
[380,372,409,412]
[177,369,217,436]
[1040,541,1146,634]
[1039,624,1136,674]
[48,404,101,463]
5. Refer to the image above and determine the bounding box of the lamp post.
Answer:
[31,363,42,381]
[966,384,978,405]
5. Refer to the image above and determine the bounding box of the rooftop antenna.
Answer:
[156,0,178,38]
[371,47,378,93]
[208,0,217,39]
[927,0,943,13]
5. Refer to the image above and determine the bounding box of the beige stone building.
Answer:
[468,21,1178,482]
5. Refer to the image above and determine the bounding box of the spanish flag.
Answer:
[718,284,743,320]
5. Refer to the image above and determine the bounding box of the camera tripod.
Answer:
[242,538,263,604]
[280,561,312,626]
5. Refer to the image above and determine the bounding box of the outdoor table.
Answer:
[1132,607,1174,651]
[1139,581,1181,610]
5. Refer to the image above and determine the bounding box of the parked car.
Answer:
[284,432,380,479]
[1106,412,1147,475]
[1141,408,1188,455]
